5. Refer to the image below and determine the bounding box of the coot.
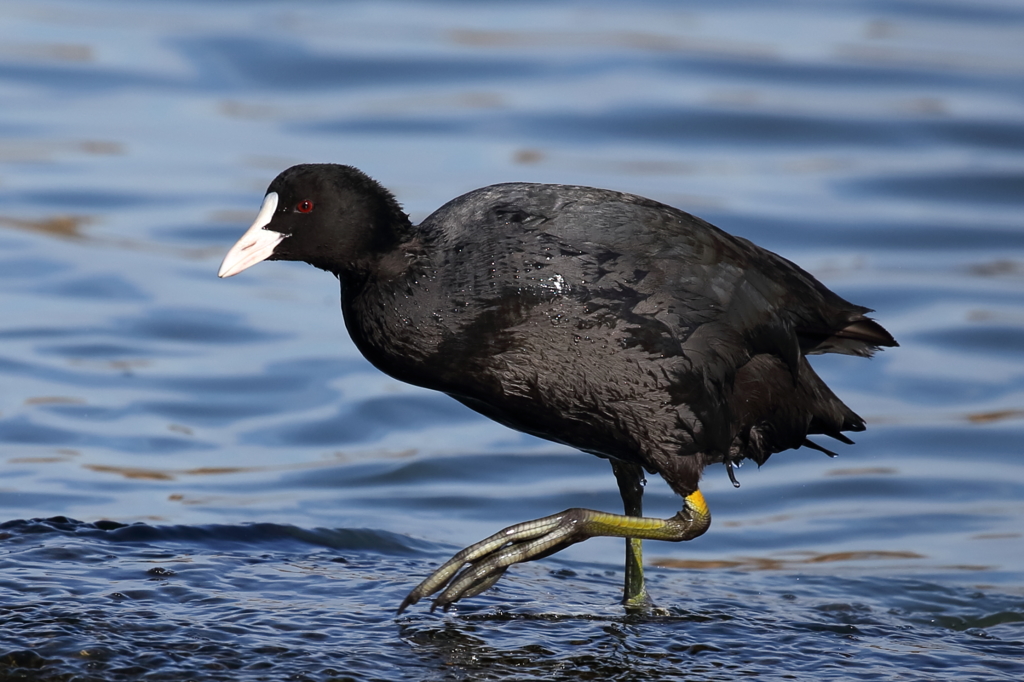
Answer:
[219,164,896,613]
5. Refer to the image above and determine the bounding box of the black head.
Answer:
[218,164,410,278]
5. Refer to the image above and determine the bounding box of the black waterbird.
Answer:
[218,164,897,613]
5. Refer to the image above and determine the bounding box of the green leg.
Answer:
[611,460,652,609]
[397,485,711,614]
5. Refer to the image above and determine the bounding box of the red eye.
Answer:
[296,200,314,213]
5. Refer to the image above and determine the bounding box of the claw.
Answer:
[433,566,507,611]
[726,460,741,488]
[397,509,573,610]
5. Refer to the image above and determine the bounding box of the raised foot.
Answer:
[398,508,587,614]
[397,491,711,614]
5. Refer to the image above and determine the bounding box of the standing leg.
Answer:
[610,459,651,609]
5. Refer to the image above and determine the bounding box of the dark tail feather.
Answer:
[835,427,857,442]
[802,438,839,458]
[802,317,898,357]
[836,319,898,347]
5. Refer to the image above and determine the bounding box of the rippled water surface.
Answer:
[2,0,1023,680]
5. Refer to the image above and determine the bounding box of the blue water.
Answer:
[1,0,1023,680]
